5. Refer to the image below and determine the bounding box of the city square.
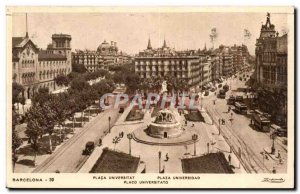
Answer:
[11,11,289,175]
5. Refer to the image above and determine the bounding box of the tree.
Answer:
[31,87,53,106]
[70,77,90,92]
[125,73,140,94]
[12,83,24,111]
[72,63,87,73]
[12,111,22,171]
[25,106,44,165]
[54,74,70,87]
[50,93,70,144]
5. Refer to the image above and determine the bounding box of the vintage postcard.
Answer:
[6,6,294,188]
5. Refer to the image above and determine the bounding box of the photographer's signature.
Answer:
[262,178,285,183]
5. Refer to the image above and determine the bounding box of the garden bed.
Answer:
[125,109,144,121]
[181,152,234,173]
[184,110,205,122]
[90,148,140,173]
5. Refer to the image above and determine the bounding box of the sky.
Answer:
[12,12,289,55]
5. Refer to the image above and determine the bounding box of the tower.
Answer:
[147,36,152,50]
[259,12,276,39]
[51,34,72,57]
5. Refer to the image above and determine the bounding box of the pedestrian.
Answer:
[272,167,277,174]
[228,106,231,113]
[277,150,281,159]
[98,138,102,146]
[213,100,216,105]
[192,123,195,127]
[165,153,169,161]
[185,120,187,126]
[228,154,232,165]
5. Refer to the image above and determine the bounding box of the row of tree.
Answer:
[12,70,115,169]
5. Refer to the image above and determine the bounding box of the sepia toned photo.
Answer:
[6,6,294,188]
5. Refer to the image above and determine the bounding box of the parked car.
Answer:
[218,84,222,88]
[227,96,235,105]
[82,141,95,155]
[235,95,243,102]
[270,124,287,137]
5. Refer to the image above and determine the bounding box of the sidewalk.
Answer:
[14,108,104,173]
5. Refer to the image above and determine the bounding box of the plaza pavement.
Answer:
[80,104,246,173]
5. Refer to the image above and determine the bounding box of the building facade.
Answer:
[72,40,131,72]
[12,33,72,99]
[134,38,206,92]
[254,13,288,125]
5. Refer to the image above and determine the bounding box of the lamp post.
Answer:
[127,133,133,155]
[271,132,277,155]
[108,116,111,133]
[201,91,203,110]
[192,134,198,156]
[158,151,161,173]
[218,118,221,135]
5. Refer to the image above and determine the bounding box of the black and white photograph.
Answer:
[6,6,295,189]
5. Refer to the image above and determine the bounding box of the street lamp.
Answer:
[218,118,221,135]
[127,133,133,155]
[192,134,198,156]
[271,132,277,155]
[108,116,111,133]
[158,151,161,173]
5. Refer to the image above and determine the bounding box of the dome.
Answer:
[97,40,118,54]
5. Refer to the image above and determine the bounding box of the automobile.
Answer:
[82,141,95,155]
[204,90,209,96]
[235,95,243,102]
[218,84,222,88]
[119,107,124,113]
[248,109,256,115]
[234,102,248,114]
[270,124,287,137]
[227,96,235,105]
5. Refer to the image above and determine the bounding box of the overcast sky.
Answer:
[12,12,289,55]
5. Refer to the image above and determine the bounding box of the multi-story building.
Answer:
[72,40,131,72]
[72,50,103,72]
[254,13,287,125]
[38,34,72,91]
[210,52,220,82]
[219,47,233,77]
[230,44,250,73]
[134,38,205,92]
[12,33,72,99]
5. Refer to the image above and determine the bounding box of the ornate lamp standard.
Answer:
[218,118,221,135]
[158,151,162,173]
[108,116,111,133]
[192,134,198,156]
[271,132,277,155]
[127,133,133,155]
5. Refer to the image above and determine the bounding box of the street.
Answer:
[202,74,287,173]
[32,108,120,173]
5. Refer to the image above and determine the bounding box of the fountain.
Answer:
[147,109,183,138]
